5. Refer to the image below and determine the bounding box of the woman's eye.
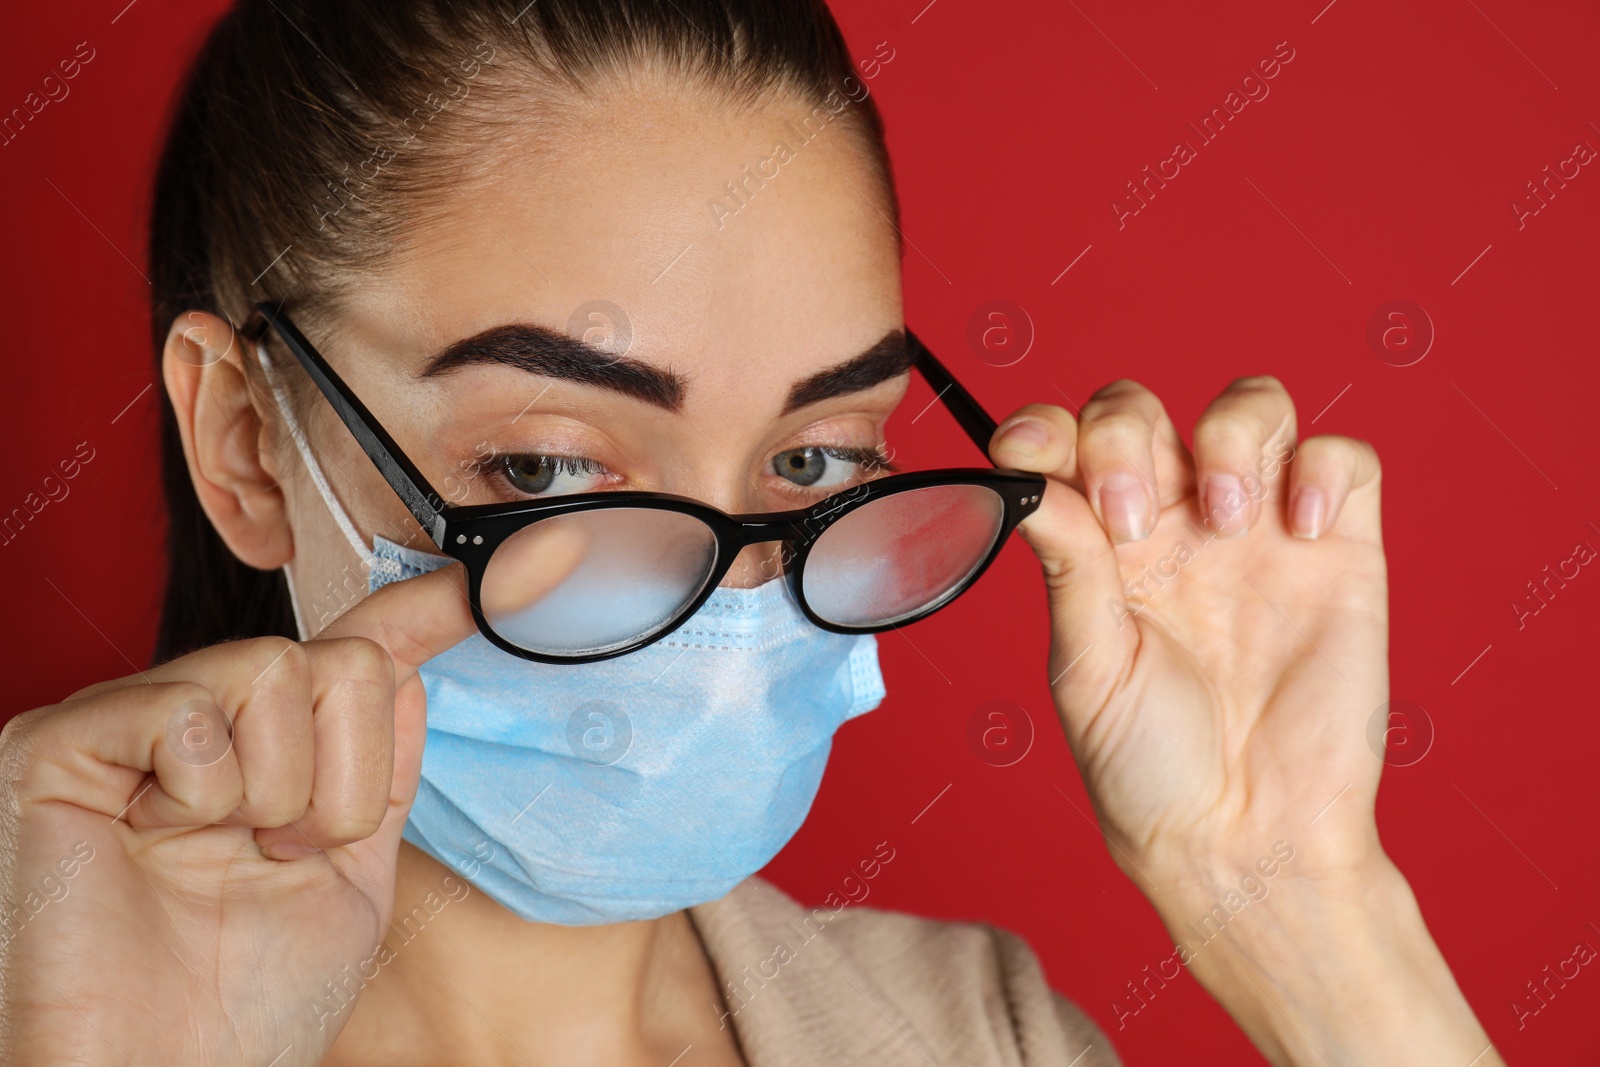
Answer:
[771,447,882,489]
[497,454,609,497]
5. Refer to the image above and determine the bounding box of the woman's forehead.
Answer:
[338,88,903,390]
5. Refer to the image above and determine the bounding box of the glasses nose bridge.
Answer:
[728,513,843,564]
[719,502,861,575]
[728,516,803,548]
[715,517,810,588]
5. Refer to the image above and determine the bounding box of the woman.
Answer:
[0,0,1500,1063]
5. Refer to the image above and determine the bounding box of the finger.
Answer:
[147,636,316,831]
[1286,434,1382,541]
[1010,477,1140,719]
[9,681,246,829]
[990,403,1080,480]
[1075,381,1180,544]
[250,522,586,861]
[254,636,395,855]
[990,399,1159,708]
[991,397,1193,507]
[318,519,586,688]
[1192,376,1297,538]
[985,404,1138,717]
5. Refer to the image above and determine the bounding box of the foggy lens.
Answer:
[802,484,1004,627]
[482,508,718,656]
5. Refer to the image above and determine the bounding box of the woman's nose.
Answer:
[720,541,789,589]
[662,467,793,590]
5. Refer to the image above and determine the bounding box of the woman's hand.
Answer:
[992,378,1499,1066]
[0,526,577,1066]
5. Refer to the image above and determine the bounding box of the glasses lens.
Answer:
[481,507,718,657]
[802,484,1005,627]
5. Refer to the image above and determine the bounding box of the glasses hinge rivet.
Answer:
[456,534,467,543]
[472,535,484,545]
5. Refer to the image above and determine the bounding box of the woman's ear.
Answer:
[162,310,294,570]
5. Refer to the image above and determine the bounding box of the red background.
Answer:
[5,0,1600,1062]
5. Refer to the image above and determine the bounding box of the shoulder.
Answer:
[822,896,1123,1067]
[690,878,1121,1067]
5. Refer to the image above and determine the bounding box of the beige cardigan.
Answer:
[688,878,1121,1066]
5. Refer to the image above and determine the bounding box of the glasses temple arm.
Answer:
[253,302,449,546]
[904,328,1001,458]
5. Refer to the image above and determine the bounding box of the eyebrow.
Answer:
[417,323,911,415]
[419,323,687,410]
[781,330,912,414]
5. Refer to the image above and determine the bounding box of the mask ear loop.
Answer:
[281,560,310,642]
[255,341,378,638]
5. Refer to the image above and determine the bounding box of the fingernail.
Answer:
[1098,472,1152,543]
[998,418,1050,457]
[1203,473,1249,538]
[261,842,319,862]
[1291,486,1326,539]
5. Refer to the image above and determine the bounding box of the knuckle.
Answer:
[375,616,437,677]
[1087,378,1151,404]
[1082,409,1151,443]
[153,679,223,718]
[162,678,222,707]
[1193,410,1259,446]
[0,711,43,792]
[0,707,42,750]
[1229,374,1286,396]
[1303,432,1349,453]
[185,783,247,825]
[62,677,126,703]
[268,635,310,671]
[1304,435,1382,481]
[1346,437,1382,479]
[319,809,385,844]
[314,636,395,691]
[157,753,244,823]
[244,636,310,686]
[1082,382,1162,424]
[1316,432,1368,457]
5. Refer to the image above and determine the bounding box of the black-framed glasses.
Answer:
[251,302,1045,663]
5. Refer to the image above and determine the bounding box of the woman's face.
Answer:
[271,83,906,615]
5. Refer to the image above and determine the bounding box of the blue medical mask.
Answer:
[371,535,884,924]
[259,344,887,924]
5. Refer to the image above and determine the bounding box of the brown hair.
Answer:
[148,0,897,664]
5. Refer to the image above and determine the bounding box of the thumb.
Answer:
[990,407,1137,717]
[317,520,586,819]
[318,520,587,690]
